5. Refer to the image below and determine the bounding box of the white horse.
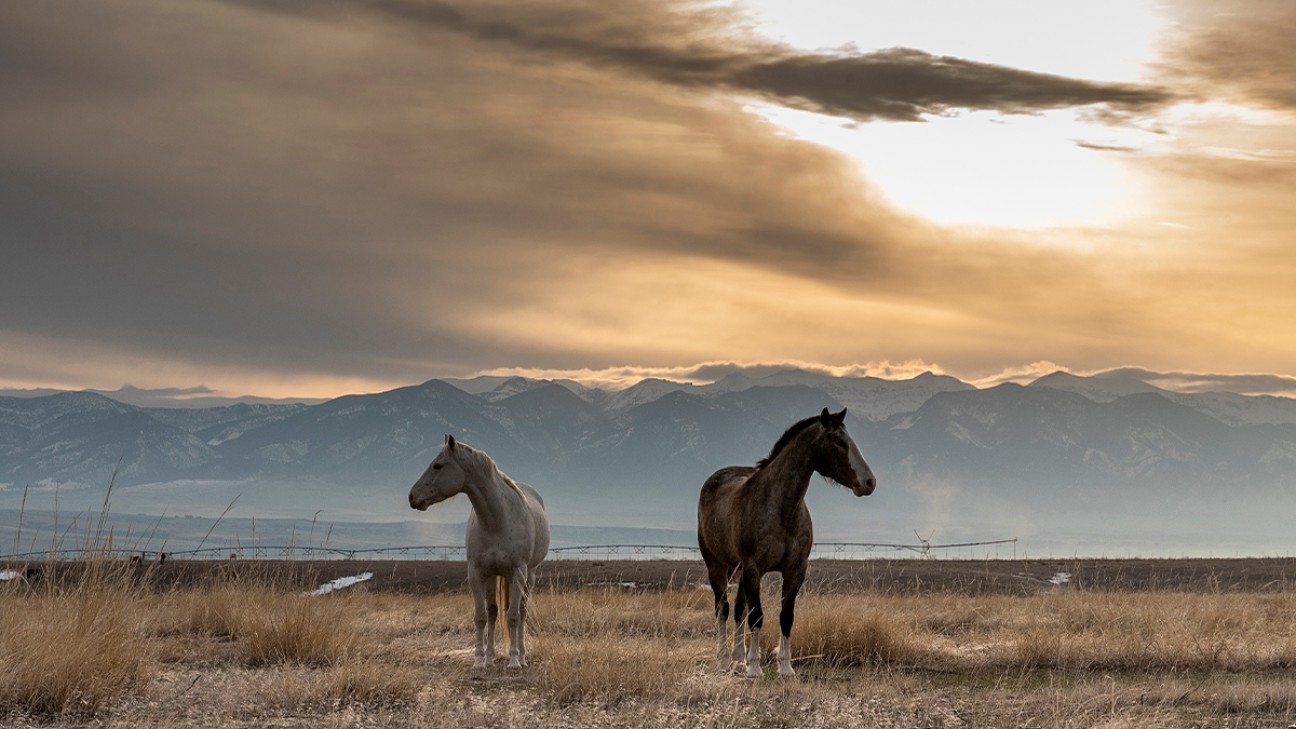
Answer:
[408,435,550,669]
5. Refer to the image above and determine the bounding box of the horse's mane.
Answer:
[456,443,526,498]
[755,415,822,469]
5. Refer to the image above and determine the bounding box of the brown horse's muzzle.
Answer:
[852,475,877,497]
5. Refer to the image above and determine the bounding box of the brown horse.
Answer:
[697,407,876,678]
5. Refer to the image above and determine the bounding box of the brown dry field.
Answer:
[5,557,1296,729]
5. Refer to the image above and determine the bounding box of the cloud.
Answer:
[1094,368,1296,398]
[0,383,314,408]
[972,363,1296,399]
[224,0,1174,123]
[1073,140,1139,153]
[968,361,1073,389]
[0,0,968,391]
[1159,0,1296,112]
[475,359,948,388]
[680,359,946,382]
[728,48,1171,122]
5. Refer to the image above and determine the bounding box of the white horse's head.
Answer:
[408,435,469,511]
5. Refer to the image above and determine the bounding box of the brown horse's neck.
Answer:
[749,428,818,522]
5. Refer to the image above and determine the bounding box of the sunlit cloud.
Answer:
[472,358,948,389]
[967,362,1074,389]
[1157,0,1296,113]
[751,105,1154,228]
[468,360,1296,399]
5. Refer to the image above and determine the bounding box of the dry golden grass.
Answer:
[154,577,362,667]
[3,572,1296,727]
[0,580,153,716]
[230,589,359,668]
[793,594,927,666]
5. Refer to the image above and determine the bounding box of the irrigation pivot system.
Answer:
[2,538,1018,562]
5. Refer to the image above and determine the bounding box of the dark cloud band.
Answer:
[223,0,1175,122]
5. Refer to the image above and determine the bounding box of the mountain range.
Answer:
[2,369,1295,556]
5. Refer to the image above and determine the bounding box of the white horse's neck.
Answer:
[456,447,522,533]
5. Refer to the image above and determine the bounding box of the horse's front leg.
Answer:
[469,565,494,669]
[506,565,529,669]
[778,571,806,679]
[740,566,764,678]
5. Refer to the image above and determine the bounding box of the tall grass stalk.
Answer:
[0,471,160,716]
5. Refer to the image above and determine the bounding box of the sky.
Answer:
[3,0,1296,400]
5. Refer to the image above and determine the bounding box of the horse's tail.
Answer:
[496,576,510,643]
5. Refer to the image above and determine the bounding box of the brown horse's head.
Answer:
[408,435,469,511]
[811,408,877,497]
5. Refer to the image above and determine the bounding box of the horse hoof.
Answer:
[778,666,797,679]
[744,665,763,679]
[472,660,489,670]
[507,658,523,669]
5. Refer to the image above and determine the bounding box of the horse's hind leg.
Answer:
[703,560,732,666]
[505,565,528,669]
[469,564,494,669]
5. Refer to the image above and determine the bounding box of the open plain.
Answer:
[3,558,1296,728]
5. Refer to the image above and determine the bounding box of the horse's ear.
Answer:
[445,434,456,449]
[831,408,847,426]
[819,407,831,426]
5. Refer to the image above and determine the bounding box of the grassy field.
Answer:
[3,560,1296,728]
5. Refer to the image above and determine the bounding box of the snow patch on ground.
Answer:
[0,570,20,581]
[1049,572,1072,585]
[308,572,373,595]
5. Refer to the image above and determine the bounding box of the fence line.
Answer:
[1,538,1017,562]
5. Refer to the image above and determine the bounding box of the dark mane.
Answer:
[755,414,821,469]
